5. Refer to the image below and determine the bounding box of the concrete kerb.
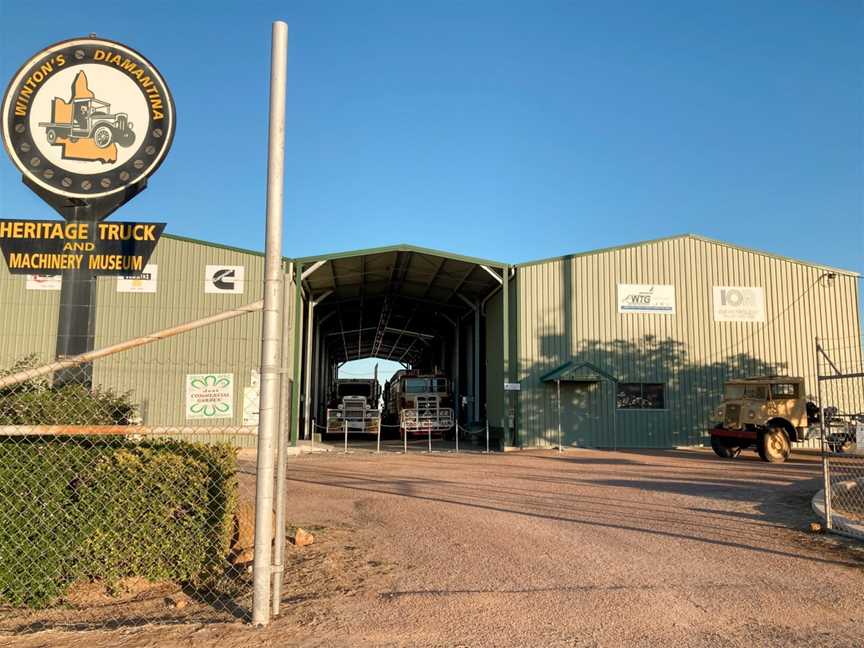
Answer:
[283,440,336,456]
[811,479,864,540]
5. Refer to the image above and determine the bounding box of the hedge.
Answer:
[0,437,239,608]
[0,354,137,425]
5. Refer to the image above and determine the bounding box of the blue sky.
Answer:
[1,1,862,384]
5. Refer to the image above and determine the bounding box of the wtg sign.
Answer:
[185,373,234,420]
[618,284,675,315]
[713,287,765,322]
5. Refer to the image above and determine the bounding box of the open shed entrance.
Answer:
[288,245,510,446]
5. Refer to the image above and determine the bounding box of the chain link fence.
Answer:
[816,335,864,540]
[0,269,271,632]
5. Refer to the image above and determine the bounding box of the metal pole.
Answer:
[473,306,481,422]
[455,421,459,453]
[290,269,303,446]
[502,267,510,446]
[311,418,315,448]
[312,324,322,431]
[612,380,618,451]
[252,20,288,628]
[557,379,562,453]
[376,420,381,453]
[428,424,432,453]
[816,337,833,529]
[303,300,316,440]
[0,300,263,390]
[486,419,490,453]
[271,264,291,617]
[344,417,348,454]
[54,204,97,387]
[403,425,407,454]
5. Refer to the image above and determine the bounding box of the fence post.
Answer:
[455,422,459,453]
[557,378,562,453]
[344,417,348,454]
[376,421,381,454]
[486,420,490,453]
[816,337,833,529]
[271,265,291,618]
[311,418,315,448]
[252,19,288,628]
[403,425,407,454]
[428,424,432,453]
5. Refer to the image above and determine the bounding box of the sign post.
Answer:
[253,21,288,627]
[1,36,175,384]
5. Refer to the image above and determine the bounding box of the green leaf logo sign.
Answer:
[189,402,231,417]
[187,373,233,419]
[190,375,231,390]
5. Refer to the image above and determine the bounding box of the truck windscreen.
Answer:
[405,379,429,393]
[339,384,371,398]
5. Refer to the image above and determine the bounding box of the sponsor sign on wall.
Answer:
[185,373,234,420]
[205,265,245,294]
[617,284,675,315]
[713,287,765,322]
[116,263,157,293]
[25,274,61,290]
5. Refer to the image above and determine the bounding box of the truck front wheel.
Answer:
[758,428,791,463]
[711,436,741,458]
[92,125,113,148]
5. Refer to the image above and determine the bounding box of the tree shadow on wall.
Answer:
[518,334,787,449]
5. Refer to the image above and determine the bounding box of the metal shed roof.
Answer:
[297,246,506,365]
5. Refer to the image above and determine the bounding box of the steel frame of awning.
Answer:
[287,245,512,446]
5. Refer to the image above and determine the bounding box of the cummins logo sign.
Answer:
[713,286,765,322]
[205,265,245,294]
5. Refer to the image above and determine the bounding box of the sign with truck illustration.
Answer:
[1,36,175,199]
[39,71,136,154]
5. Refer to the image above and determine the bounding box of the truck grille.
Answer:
[416,395,439,417]
[724,404,741,427]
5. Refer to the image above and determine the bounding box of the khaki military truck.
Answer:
[709,376,818,463]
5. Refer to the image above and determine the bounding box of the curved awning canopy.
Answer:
[294,245,507,367]
[540,361,618,384]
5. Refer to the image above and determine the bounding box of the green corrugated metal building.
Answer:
[1,232,860,449]
[505,234,861,449]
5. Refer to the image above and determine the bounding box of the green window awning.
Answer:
[540,361,617,384]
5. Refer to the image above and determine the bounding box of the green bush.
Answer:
[0,437,238,608]
[0,355,137,425]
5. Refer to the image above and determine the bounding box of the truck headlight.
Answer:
[715,408,724,418]
[748,410,755,419]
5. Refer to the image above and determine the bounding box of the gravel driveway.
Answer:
[9,447,864,647]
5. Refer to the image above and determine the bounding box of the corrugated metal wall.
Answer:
[0,268,60,368]
[91,236,265,446]
[516,236,862,448]
[3,232,859,451]
[0,235,299,448]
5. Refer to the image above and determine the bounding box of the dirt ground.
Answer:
[4,447,864,647]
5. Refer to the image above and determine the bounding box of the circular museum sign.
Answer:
[1,37,175,199]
